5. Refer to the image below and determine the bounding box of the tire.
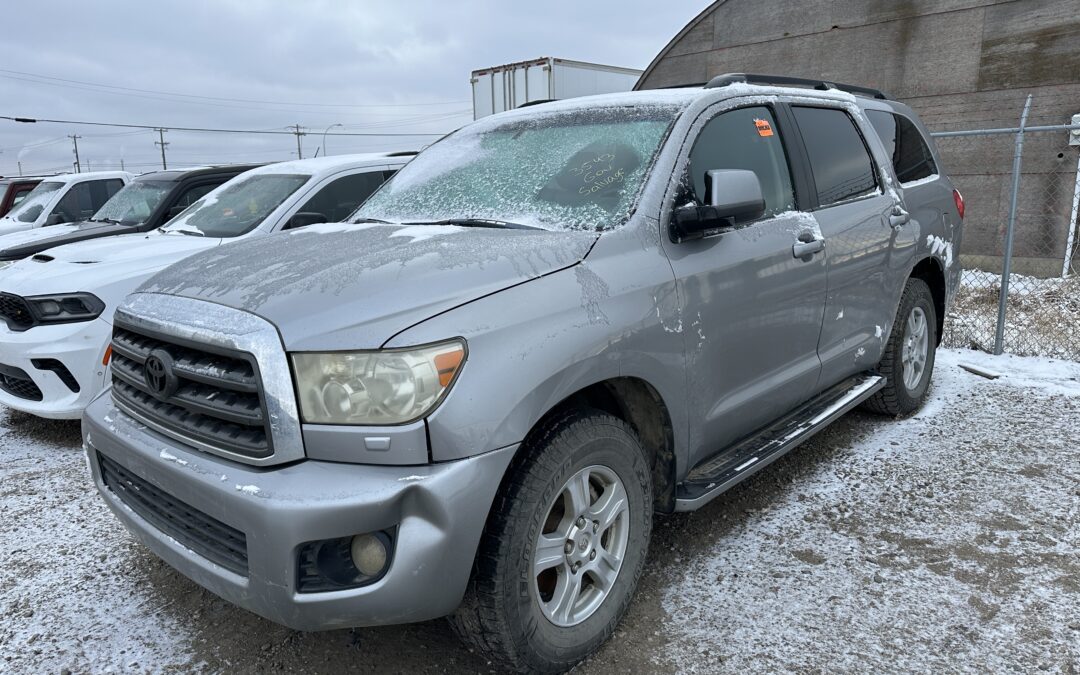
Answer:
[449,409,653,674]
[864,277,938,416]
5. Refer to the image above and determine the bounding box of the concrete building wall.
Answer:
[637,0,1080,275]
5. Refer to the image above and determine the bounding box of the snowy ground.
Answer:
[1,348,1078,673]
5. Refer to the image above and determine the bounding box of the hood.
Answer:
[139,223,599,351]
[0,230,221,298]
[0,221,140,261]
[0,223,81,253]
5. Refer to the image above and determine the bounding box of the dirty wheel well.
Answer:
[538,378,676,513]
[910,256,946,345]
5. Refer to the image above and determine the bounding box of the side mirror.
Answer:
[166,205,187,219]
[44,213,67,226]
[670,169,766,242]
[285,211,329,230]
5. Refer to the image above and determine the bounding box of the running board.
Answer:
[674,373,884,512]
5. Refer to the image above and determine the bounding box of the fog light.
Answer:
[351,533,389,577]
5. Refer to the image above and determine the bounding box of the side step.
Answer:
[674,373,884,512]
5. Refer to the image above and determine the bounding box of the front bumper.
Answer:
[83,394,517,630]
[0,317,111,419]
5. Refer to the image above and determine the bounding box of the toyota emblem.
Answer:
[143,349,178,400]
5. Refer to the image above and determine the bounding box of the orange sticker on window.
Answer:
[754,118,774,137]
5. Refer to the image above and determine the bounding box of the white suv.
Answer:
[0,154,408,418]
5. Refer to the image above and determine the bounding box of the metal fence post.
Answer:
[993,94,1033,355]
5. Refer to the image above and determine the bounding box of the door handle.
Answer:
[889,207,910,228]
[792,232,825,258]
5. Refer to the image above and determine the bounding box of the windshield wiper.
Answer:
[403,218,540,231]
[352,217,392,224]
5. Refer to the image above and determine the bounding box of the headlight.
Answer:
[26,292,106,324]
[291,339,466,425]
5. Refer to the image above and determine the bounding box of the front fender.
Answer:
[385,249,688,474]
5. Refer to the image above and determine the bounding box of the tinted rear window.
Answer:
[792,106,878,207]
[867,110,938,184]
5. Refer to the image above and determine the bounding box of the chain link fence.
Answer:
[935,97,1080,361]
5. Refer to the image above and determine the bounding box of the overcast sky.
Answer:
[0,1,705,176]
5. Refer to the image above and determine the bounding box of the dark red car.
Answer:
[0,177,44,217]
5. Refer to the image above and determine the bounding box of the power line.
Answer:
[0,68,469,109]
[1,115,447,137]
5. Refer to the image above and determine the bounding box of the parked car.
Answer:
[83,75,962,673]
[0,164,264,266]
[0,171,131,235]
[0,176,45,217]
[0,153,407,419]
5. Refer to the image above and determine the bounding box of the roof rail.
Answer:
[517,99,558,109]
[704,73,889,100]
[385,150,419,157]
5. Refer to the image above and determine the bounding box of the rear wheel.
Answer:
[864,278,938,416]
[449,410,652,673]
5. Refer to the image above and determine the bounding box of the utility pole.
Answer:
[120,158,125,172]
[154,128,169,169]
[17,161,22,176]
[68,134,82,173]
[290,124,306,159]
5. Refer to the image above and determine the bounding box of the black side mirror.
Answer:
[166,205,187,219]
[670,169,766,243]
[44,213,67,226]
[285,211,330,230]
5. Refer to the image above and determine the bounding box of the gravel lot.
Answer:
[2,348,1078,673]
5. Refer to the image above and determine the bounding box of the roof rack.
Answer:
[385,150,419,157]
[704,73,889,100]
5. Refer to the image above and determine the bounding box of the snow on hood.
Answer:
[0,230,220,298]
[139,223,599,351]
[0,223,81,250]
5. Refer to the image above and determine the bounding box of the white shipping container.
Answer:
[470,57,643,119]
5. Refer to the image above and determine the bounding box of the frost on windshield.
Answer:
[356,106,679,232]
[5,181,62,223]
[161,174,308,238]
[92,181,172,225]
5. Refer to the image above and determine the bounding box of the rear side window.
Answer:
[176,183,216,209]
[792,106,878,207]
[867,110,937,184]
[688,106,795,218]
[297,171,388,222]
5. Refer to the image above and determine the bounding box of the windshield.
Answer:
[161,173,309,237]
[91,180,173,225]
[6,181,62,223]
[356,105,680,231]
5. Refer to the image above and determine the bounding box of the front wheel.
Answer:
[864,277,938,416]
[449,410,652,673]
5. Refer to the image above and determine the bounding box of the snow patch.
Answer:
[836,308,844,320]
[925,234,954,268]
[901,173,940,189]
[388,225,467,242]
[397,475,427,482]
[234,484,261,495]
[158,450,188,467]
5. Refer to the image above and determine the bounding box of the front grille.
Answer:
[0,293,35,332]
[98,452,248,575]
[110,325,272,459]
[0,363,43,401]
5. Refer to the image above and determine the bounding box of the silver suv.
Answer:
[84,74,963,673]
